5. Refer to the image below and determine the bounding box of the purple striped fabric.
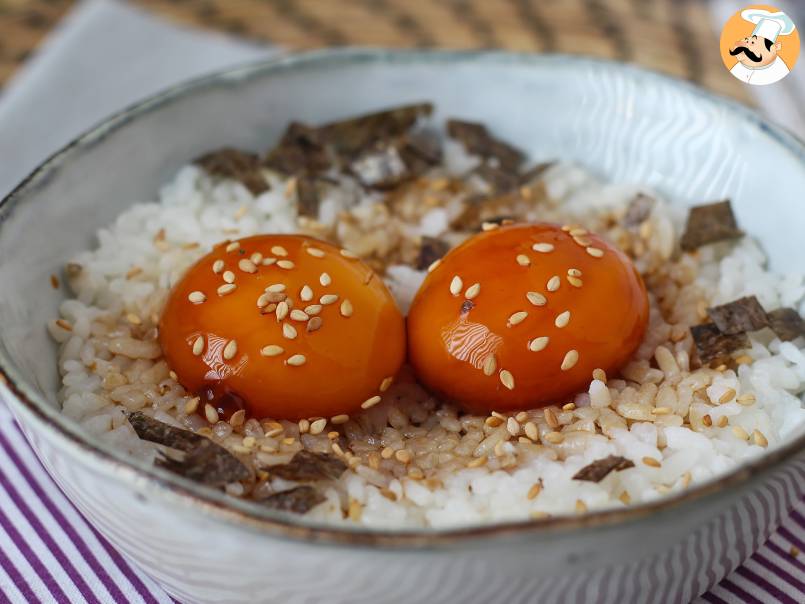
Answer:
[1,403,804,604]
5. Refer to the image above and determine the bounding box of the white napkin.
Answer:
[0,0,275,199]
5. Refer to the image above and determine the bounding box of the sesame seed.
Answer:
[544,408,559,428]
[543,431,563,444]
[703,414,713,427]
[569,228,587,236]
[736,393,756,406]
[277,260,295,270]
[204,404,219,424]
[217,283,236,296]
[282,323,297,339]
[169,371,178,381]
[238,259,257,273]
[449,275,463,296]
[717,415,729,428]
[126,313,141,325]
[427,259,441,273]
[572,235,592,247]
[732,426,749,440]
[516,254,531,266]
[526,291,547,306]
[271,245,288,257]
[286,354,306,366]
[290,309,309,322]
[306,247,325,258]
[485,416,503,428]
[735,354,753,365]
[125,266,143,279]
[340,249,357,259]
[192,336,204,356]
[307,317,323,332]
[555,310,571,328]
[309,419,327,435]
[642,456,661,468]
[223,340,238,360]
[529,336,549,352]
[188,291,206,304]
[592,368,607,382]
[381,447,394,459]
[465,283,481,299]
[466,456,487,468]
[320,294,339,305]
[300,285,313,301]
[508,311,528,326]
[225,242,240,253]
[482,354,497,376]
[305,304,322,315]
[184,397,200,414]
[561,349,579,371]
[532,243,554,253]
[319,272,332,286]
[340,299,353,317]
[481,222,499,231]
[362,395,382,410]
[260,345,283,357]
[567,268,582,277]
[331,414,349,425]
[567,276,583,288]
[223,270,236,283]
[250,252,263,264]
[752,429,768,447]
[524,422,539,441]
[267,284,286,293]
[276,301,289,321]
[527,482,542,500]
[212,260,224,274]
[506,417,520,436]
[563,403,576,411]
[379,376,394,392]
[257,293,270,308]
[575,500,588,514]
[718,388,736,404]
[586,246,604,258]
[546,275,560,291]
[499,369,515,390]
[652,407,671,415]
[262,257,277,266]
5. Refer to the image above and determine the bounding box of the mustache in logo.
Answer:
[730,45,763,62]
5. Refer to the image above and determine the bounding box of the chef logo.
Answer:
[720,5,799,86]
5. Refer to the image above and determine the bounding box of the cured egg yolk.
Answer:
[159,235,406,421]
[407,223,649,414]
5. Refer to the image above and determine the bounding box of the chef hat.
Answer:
[741,9,796,43]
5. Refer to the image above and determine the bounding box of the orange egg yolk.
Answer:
[159,235,406,421]
[407,223,649,414]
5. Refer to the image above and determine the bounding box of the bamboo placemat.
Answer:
[0,0,753,103]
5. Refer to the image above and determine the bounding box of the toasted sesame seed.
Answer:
[576,500,588,514]
[271,245,288,257]
[718,388,736,404]
[307,317,323,332]
[544,431,563,444]
[262,257,277,266]
[516,254,531,266]
[300,285,313,301]
[732,426,749,440]
[643,456,661,468]
[567,268,582,277]
[586,246,604,258]
[555,310,571,328]
[184,397,200,414]
[703,414,713,427]
[717,415,729,428]
[527,482,542,500]
[499,369,515,390]
[569,228,587,236]
[380,376,394,392]
[561,349,579,371]
[192,336,204,356]
[212,260,224,274]
[567,276,583,288]
[256,293,270,308]
[381,446,394,459]
[466,456,487,468]
[573,235,592,247]
[340,249,357,259]
[331,414,349,425]
[652,407,671,415]
[260,345,283,357]
[126,313,141,325]
[563,403,576,411]
[505,417,519,437]
[526,291,547,306]
[229,410,245,428]
[305,304,322,315]
[169,371,178,381]
[306,247,325,258]
[532,243,554,253]
[734,354,753,365]
[544,408,559,428]
[427,259,442,273]
[529,336,550,352]
[491,411,507,420]
[284,437,297,446]
[238,259,257,273]
[592,368,607,382]
[524,421,539,441]
[340,299,354,317]
[547,275,560,291]
[736,393,756,406]
[482,354,497,376]
[508,311,528,326]
[250,252,263,264]
[276,301,289,321]
[481,221,499,231]
[320,294,339,305]
[282,323,297,339]
[465,283,481,299]
[290,309,309,322]
[752,429,768,447]
[225,242,240,253]
[319,272,332,286]
[125,266,143,279]
[362,395,382,410]
[223,270,236,284]
[277,260,295,270]
[188,291,206,304]
[204,404,219,424]
[309,418,327,435]
[223,339,238,360]
[449,275,463,296]
[217,283,236,296]
[286,354,306,366]
[485,416,503,428]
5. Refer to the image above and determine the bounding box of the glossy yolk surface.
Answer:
[159,235,406,420]
[407,223,649,414]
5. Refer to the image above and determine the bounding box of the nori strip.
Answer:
[707,296,769,335]
[767,308,805,342]
[194,148,269,195]
[416,236,450,270]
[679,200,744,251]
[349,144,410,189]
[446,118,525,171]
[264,122,331,175]
[690,322,750,366]
[269,450,347,482]
[259,486,326,514]
[623,193,655,227]
[295,175,321,217]
[471,161,521,194]
[573,455,635,482]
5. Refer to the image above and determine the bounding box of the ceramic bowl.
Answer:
[1,50,804,604]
